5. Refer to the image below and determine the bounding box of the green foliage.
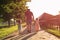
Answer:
[0,0,13,5]
[0,0,29,22]
[0,19,3,22]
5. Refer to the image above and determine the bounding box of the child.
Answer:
[35,18,40,32]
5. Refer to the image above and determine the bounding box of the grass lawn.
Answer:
[0,23,8,26]
[47,29,60,37]
[0,25,18,39]
[0,22,26,39]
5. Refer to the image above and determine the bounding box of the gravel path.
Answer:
[19,30,60,40]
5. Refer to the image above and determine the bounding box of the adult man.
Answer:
[25,9,34,33]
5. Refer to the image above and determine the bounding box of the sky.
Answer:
[26,0,60,19]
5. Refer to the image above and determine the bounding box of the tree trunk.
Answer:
[14,18,16,26]
[8,20,10,27]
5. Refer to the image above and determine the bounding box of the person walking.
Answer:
[25,9,34,33]
[35,18,40,32]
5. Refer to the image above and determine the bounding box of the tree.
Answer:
[0,0,15,26]
[0,0,30,26]
[0,0,30,33]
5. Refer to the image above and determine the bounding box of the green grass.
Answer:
[0,22,26,39]
[0,23,7,26]
[47,29,60,37]
[0,25,18,39]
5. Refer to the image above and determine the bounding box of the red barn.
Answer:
[39,13,60,30]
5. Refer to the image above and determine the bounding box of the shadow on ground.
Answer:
[21,32,36,40]
[11,27,36,40]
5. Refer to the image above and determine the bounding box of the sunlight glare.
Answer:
[26,0,60,19]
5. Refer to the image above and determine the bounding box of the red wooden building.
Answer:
[39,13,60,30]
